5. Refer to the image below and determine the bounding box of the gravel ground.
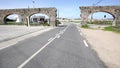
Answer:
[81,28,120,68]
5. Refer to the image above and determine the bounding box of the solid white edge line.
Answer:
[83,40,89,47]
[18,24,70,68]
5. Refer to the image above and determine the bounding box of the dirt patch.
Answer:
[81,28,120,68]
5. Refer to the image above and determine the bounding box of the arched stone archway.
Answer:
[0,7,57,26]
[28,13,50,25]
[4,14,23,24]
[80,6,120,26]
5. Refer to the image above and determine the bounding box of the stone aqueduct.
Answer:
[0,7,57,26]
[80,6,120,26]
[0,6,120,26]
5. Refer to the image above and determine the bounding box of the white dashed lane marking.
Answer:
[48,37,54,42]
[83,40,89,47]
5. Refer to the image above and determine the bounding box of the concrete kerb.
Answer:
[0,26,55,50]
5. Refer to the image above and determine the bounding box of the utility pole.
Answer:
[27,6,30,27]
[27,16,30,27]
[90,4,94,23]
[93,0,103,6]
[58,9,59,19]
[32,0,35,9]
[91,0,103,23]
[32,0,36,23]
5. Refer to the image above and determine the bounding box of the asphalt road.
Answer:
[0,24,107,68]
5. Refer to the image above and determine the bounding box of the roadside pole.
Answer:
[27,16,30,27]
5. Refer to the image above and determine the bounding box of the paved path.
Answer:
[0,25,48,42]
[0,24,107,68]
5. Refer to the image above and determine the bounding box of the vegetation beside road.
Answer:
[56,20,61,26]
[103,26,120,33]
[81,20,120,33]
[81,24,89,28]
[0,21,51,26]
[30,22,50,26]
[0,22,23,25]
[0,20,61,26]
[87,20,112,25]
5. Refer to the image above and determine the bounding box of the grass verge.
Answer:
[103,26,120,33]
[81,24,89,28]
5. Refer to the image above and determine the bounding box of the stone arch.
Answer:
[89,11,115,19]
[3,13,23,24]
[80,6,120,26]
[29,13,50,18]
[88,11,115,25]
[0,8,57,26]
[28,13,50,25]
[26,8,57,26]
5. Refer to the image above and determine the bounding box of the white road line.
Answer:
[80,33,83,36]
[18,24,70,68]
[56,34,60,38]
[83,40,89,47]
[56,25,70,38]
[63,30,65,32]
[48,37,53,41]
[18,37,56,68]
[64,25,70,31]
[60,31,64,34]
[59,31,64,35]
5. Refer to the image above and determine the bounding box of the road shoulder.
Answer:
[80,28,120,68]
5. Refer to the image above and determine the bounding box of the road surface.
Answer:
[0,24,107,68]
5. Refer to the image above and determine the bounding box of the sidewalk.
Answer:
[0,25,50,42]
[0,25,54,50]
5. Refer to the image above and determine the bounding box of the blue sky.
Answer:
[0,0,120,19]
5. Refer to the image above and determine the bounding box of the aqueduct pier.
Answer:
[80,6,120,26]
[0,7,57,26]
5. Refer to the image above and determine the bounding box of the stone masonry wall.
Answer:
[80,6,120,26]
[0,7,57,26]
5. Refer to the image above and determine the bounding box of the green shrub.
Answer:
[81,24,89,28]
[43,22,50,26]
[87,20,112,25]
[29,22,50,26]
[104,26,114,31]
[4,22,23,25]
[55,20,61,26]
[30,23,41,26]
